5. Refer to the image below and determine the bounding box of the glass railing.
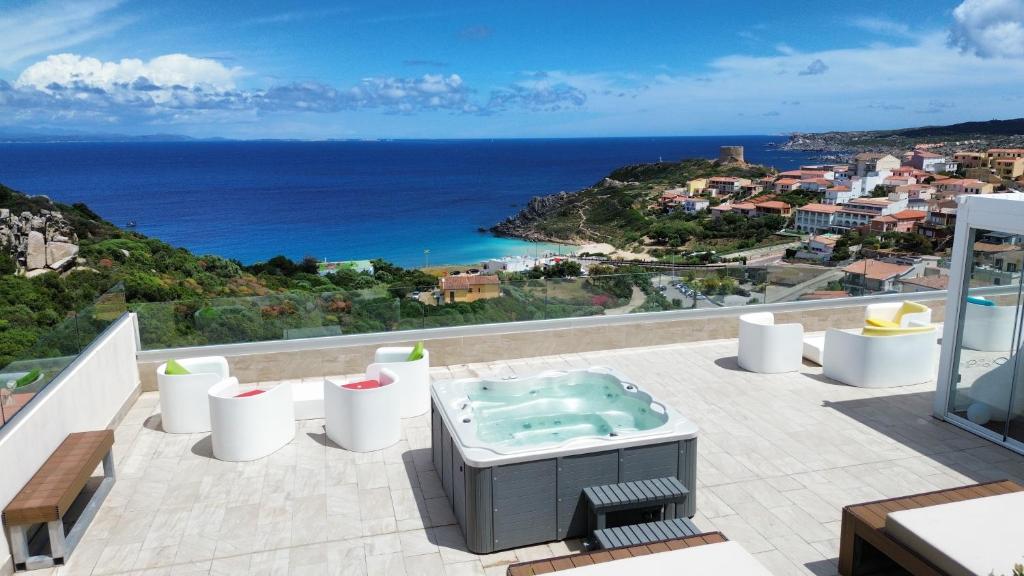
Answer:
[0,283,128,429]
[132,264,950,351]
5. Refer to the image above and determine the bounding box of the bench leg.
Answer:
[102,448,116,480]
[48,520,67,561]
[9,524,29,566]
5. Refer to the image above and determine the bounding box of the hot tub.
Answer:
[430,366,698,553]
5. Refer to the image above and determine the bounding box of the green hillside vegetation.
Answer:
[0,184,676,366]
[497,158,796,255]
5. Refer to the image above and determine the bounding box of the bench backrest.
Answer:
[2,430,114,526]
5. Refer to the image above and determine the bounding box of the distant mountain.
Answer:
[893,118,1024,138]
[783,117,1024,153]
[0,131,230,143]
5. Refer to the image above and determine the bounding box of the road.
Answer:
[604,287,647,315]
[765,269,846,303]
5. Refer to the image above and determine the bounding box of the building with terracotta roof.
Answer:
[900,274,950,293]
[773,178,801,193]
[707,176,751,195]
[439,274,501,303]
[730,202,759,218]
[988,148,1024,161]
[794,203,843,233]
[754,200,792,218]
[868,209,927,233]
[854,153,900,177]
[842,259,915,293]
[994,158,1024,179]
[953,151,988,170]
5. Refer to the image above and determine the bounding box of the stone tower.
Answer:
[718,145,745,165]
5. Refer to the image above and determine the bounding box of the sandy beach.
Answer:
[577,242,655,261]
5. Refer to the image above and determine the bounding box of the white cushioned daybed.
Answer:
[885,491,1024,576]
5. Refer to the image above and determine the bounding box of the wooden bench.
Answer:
[2,431,115,571]
[582,476,689,534]
[506,531,728,575]
[593,516,699,550]
[838,479,1023,576]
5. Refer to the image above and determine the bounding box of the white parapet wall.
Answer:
[0,313,141,576]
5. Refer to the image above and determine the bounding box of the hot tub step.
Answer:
[593,517,700,550]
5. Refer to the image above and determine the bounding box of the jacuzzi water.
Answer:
[467,370,667,447]
[432,366,697,465]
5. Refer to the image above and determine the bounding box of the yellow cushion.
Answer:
[865,317,899,328]
[862,325,935,337]
[893,301,928,323]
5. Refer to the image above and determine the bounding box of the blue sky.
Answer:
[1,0,1023,138]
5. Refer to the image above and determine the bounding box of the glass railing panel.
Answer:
[1,283,128,428]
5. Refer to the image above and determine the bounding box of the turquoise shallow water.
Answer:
[467,372,666,447]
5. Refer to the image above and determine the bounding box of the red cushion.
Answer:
[342,379,381,390]
[235,389,265,398]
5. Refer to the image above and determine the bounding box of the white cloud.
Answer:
[1,53,586,128]
[17,53,242,93]
[0,0,130,69]
[850,16,916,38]
[950,0,1024,57]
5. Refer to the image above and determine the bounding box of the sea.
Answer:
[0,136,818,267]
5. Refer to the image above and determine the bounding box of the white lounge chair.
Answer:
[324,366,401,452]
[208,378,295,461]
[156,356,230,433]
[822,326,938,388]
[962,297,1017,351]
[367,346,430,418]
[863,300,933,328]
[737,312,803,374]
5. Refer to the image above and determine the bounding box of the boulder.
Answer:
[26,231,46,270]
[25,268,52,279]
[0,208,8,219]
[46,242,78,267]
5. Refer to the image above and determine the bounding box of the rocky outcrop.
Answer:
[0,207,79,275]
[491,192,576,241]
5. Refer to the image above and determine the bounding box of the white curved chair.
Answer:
[962,299,1019,351]
[737,312,804,374]
[367,346,430,417]
[324,367,401,452]
[822,327,938,388]
[156,356,229,433]
[864,301,932,328]
[208,379,295,461]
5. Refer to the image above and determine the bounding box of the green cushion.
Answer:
[164,359,191,375]
[406,342,425,362]
[14,369,41,388]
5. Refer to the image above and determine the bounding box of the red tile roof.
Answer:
[797,203,843,214]
[440,275,501,290]
[842,259,913,281]
[892,210,927,220]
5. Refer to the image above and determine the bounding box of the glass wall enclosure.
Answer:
[0,283,127,429]
[939,193,1024,453]
[130,264,946,351]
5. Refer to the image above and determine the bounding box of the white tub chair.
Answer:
[822,326,938,388]
[962,298,1019,351]
[737,312,803,374]
[156,356,230,433]
[324,367,401,452]
[863,301,932,328]
[208,379,295,461]
[367,346,430,417]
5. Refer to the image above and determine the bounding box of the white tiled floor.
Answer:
[50,339,1024,575]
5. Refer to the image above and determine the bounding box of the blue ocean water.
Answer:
[0,137,815,267]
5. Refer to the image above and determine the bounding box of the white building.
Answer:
[823,185,861,205]
[480,256,542,274]
[794,203,843,233]
[682,197,710,213]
